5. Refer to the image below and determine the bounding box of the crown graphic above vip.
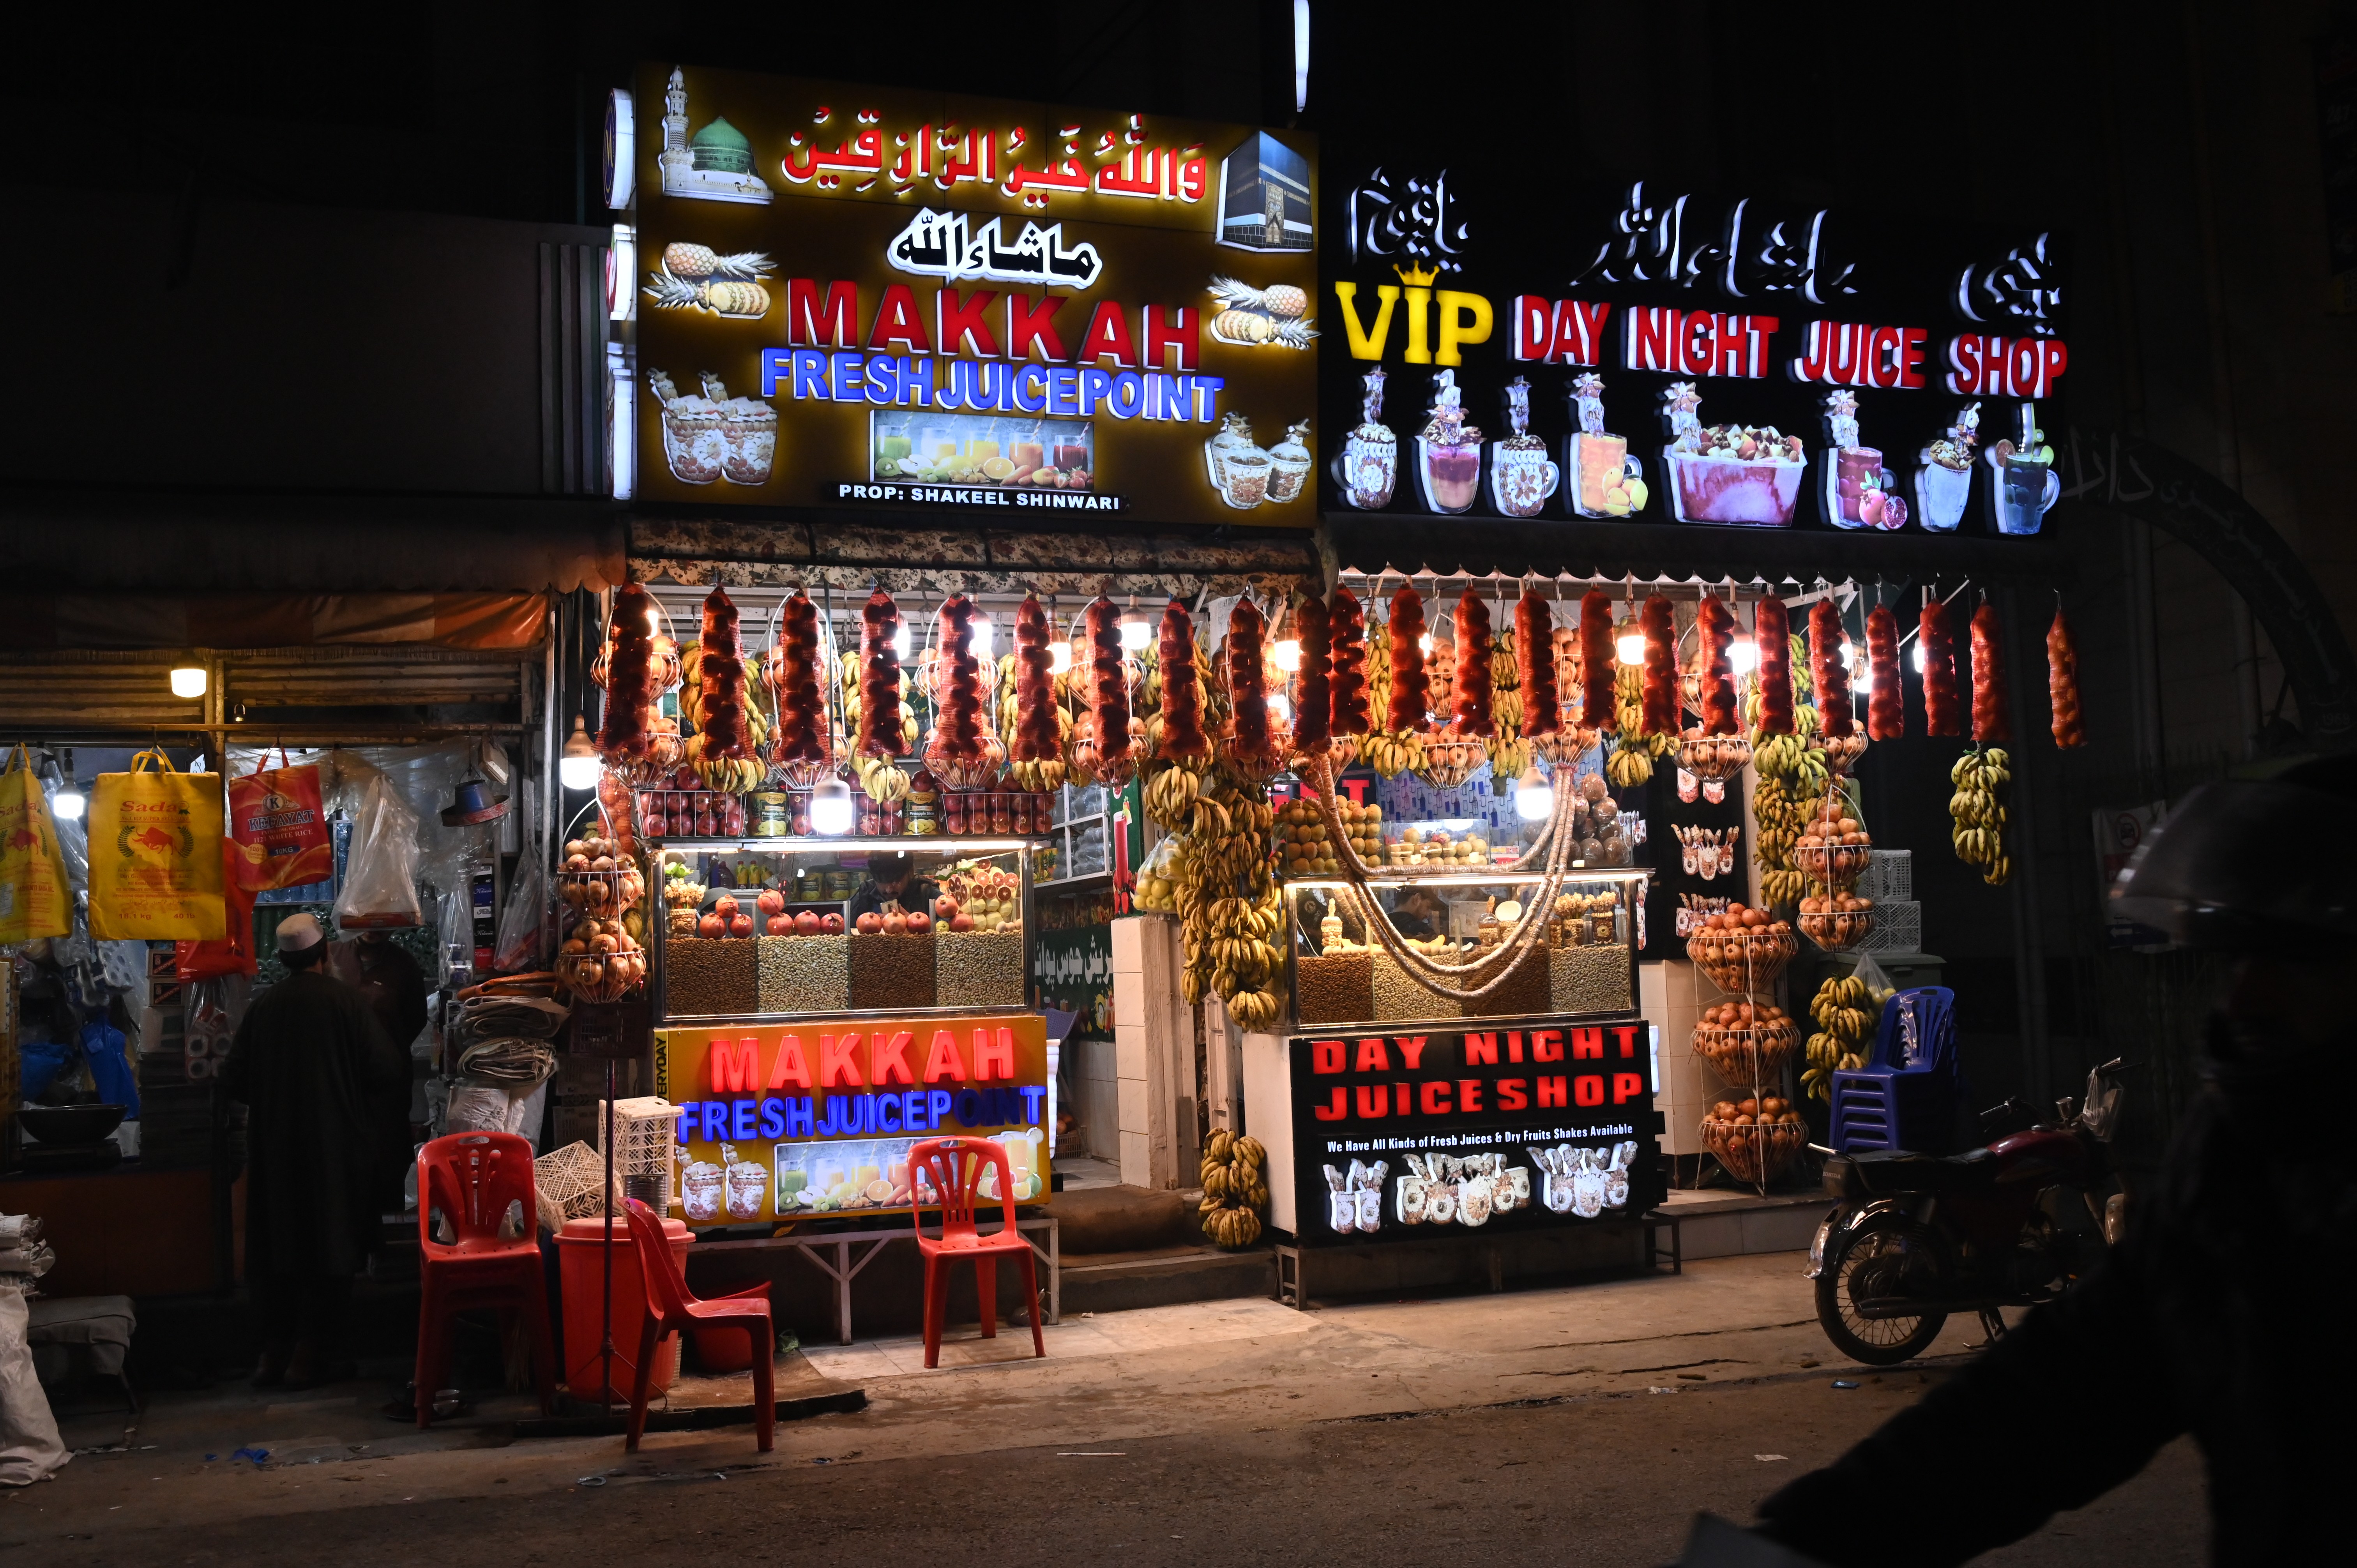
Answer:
[1392,261,1440,286]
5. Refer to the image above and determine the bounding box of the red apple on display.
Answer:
[855,912,883,935]
[756,888,786,916]
[728,913,754,937]
[697,913,725,937]
[793,910,822,936]
[820,912,844,934]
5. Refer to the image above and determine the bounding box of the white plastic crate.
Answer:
[598,1096,681,1214]
[1857,900,1922,954]
[1856,850,1913,902]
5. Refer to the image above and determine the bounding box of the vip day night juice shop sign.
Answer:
[657,1014,1050,1225]
[1319,154,2069,535]
[629,65,1318,524]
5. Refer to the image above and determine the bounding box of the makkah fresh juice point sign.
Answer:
[630,64,1318,525]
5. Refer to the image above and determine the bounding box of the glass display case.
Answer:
[651,837,1035,1022]
[1281,869,1648,1030]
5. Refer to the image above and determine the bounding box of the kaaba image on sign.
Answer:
[1216,132,1311,253]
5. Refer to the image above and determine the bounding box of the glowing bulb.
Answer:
[892,622,911,658]
[1912,644,1926,673]
[1119,616,1152,652]
[1513,763,1554,822]
[809,777,855,836]
[1616,631,1646,666]
[972,616,995,658]
[558,716,602,791]
[52,786,83,821]
[1729,637,1758,675]
[1418,632,1433,655]
[170,665,207,699]
[1267,693,1290,721]
[1273,637,1301,672]
[1048,640,1072,674]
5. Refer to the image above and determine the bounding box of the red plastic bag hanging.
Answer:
[1865,606,1904,740]
[1579,590,1616,732]
[177,837,258,981]
[1809,600,1854,738]
[1971,602,2013,743]
[226,748,333,893]
[1920,600,1963,738]
[1753,596,1793,736]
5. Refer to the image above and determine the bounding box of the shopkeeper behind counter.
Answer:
[846,851,941,925]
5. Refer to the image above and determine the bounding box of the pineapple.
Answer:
[1270,317,1319,350]
[1209,274,1308,318]
[645,269,771,317]
[661,243,774,280]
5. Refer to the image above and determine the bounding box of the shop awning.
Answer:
[628,514,1321,598]
[0,492,626,595]
[1324,512,2079,587]
[0,593,548,652]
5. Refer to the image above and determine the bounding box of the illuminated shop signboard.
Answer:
[1322,159,2068,535]
[629,65,1317,525]
[657,1014,1050,1225]
[1285,1024,1665,1248]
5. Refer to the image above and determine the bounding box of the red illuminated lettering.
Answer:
[1312,1039,1346,1074]
[1420,1081,1453,1115]
[767,1035,813,1089]
[1076,300,1138,367]
[1141,304,1200,371]
[1356,1085,1390,1119]
[1628,307,1674,373]
[1463,1033,1498,1067]
[1537,1075,1567,1107]
[1532,1030,1564,1063]
[869,1029,915,1086]
[788,279,859,349]
[1355,1038,1391,1073]
[936,287,1002,356]
[1497,1078,1528,1111]
[867,283,933,353]
[1007,293,1069,361]
[1575,1074,1605,1107]
[1512,295,1553,361]
[1314,1087,1346,1121]
[1613,1026,1643,1058]
[1396,1036,1429,1069]
[1613,1072,1646,1104]
[1681,310,1715,374]
[1572,1028,1604,1060]
[972,1026,1015,1081]
[920,1029,967,1084]
[709,1036,760,1095]
[1456,1079,1484,1113]
[818,1032,865,1088]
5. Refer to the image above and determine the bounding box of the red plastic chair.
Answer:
[619,1199,774,1453]
[906,1137,1045,1370]
[414,1132,557,1428]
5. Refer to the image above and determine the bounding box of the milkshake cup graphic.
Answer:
[1333,365,1398,509]
[721,1141,768,1219]
[1487,376,1560,517]
[1564,371,1646,517]
[1914,401,1981,532]
[681,1159,724,1221]
[1414,370,1484,514]
[1988,402,2058,536]
[1821,388,1906,530]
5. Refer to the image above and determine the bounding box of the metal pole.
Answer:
[599,1052,616,1414]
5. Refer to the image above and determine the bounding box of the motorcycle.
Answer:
[1807,1058,2129,1365]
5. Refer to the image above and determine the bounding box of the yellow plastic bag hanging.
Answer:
[0,744,72,943]
[88,750,224,941]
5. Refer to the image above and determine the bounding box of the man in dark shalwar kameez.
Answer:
[221,913,410,1388]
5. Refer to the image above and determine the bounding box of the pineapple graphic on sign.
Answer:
[643,242,777,320]
[1206,275,1318,349]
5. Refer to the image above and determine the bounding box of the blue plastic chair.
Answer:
[1830,987,1966,1154]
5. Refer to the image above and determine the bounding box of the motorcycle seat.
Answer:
[1847,1146,1993,1195]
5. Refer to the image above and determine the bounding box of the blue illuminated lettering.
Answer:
[829,352,866,403]
[1108,371,1143,419]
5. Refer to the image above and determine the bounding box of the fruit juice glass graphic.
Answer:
[681,1160,724,1221]
[1012,438,1044,471]
[970,436,1000,463]
[1415,369,1483,514]
[1055,440,1089,471]
[1565,372,1645,517]
[724,1158,768,1218]
[1988,402,2057,536]
[1914,401,1980,532]
[878,431,913,467]
[1486,376,1557,518]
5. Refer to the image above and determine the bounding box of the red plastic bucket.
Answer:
[557,1215,691,1402]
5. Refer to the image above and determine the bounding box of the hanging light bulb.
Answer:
[51,749,83,822]
[1729,636,1758,675]
[972,614,995,658]
[809,776,855,836]
[170,665,208,699]
[1118,594,1152,651]
[1513,762,1554,821]
[1273,637,1302,673]
[1912,643,1927,673]
[1267,692,1290,722]
[892,620,911,658]
[1616,629,1645,665]
[1048,640,1072,674]
[1417,632,1433,656]
[1846,640,1871,694]
[558,715,602,791]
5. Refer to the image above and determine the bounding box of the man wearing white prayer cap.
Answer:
[219,913,408,1388]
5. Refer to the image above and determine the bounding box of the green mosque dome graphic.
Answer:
[689,117,754,175]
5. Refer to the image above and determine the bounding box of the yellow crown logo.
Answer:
[1392,261,1440,286]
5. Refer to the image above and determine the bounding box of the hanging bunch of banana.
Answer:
[679,641,772,791]
[1603,663,1672,789]
[1751,773,1809,908]
[1802,973,1881,1101]
[1198,1128,1268,1249]
[837,647,919,802]
[1950,747,2012,886]
[1174,769,1281,1026]
[1485,630,1531,781]
[1143,758,1205,830]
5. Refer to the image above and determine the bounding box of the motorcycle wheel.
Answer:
[1815,1212,1950,1366]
